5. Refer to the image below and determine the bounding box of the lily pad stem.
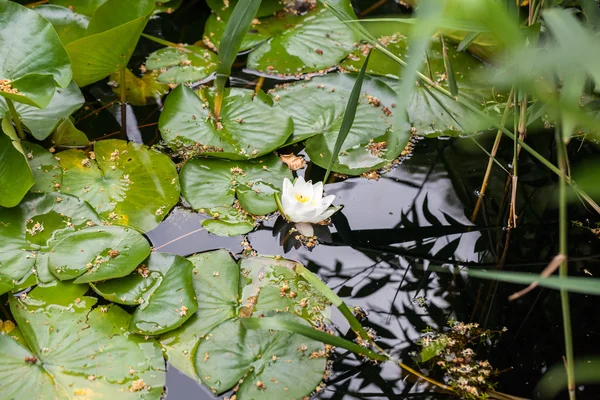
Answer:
[141,33,179,48]
[119,68,127,140]
[5,98,25,140]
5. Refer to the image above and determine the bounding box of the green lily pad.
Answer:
[56,139,180,232]
[109,69,169,106]
[22,142,62,193]
[2,282,166,399]
[65,0,154,86]
[159,85,293,159]
[0,192,104,285]
[0,273,14,295]
[0,81,85,140]
[207,0,284,19]
[91,252,198,335]
[48,225,151,284]
[145,45,218,84]
[34,4,90,45]
[49,0,109,17]
[153,0,184,15]
[50,117,90,147]
[160,251,330,395]
[201,206,256,236]
[0,1,72,108]
[0,117,34,207]
[204,2,357,76]
[340,33,503,137]
[271,73,410,174]
[180,154,292,215]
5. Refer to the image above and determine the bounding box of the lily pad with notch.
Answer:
[0,1,72,108]
[21,142,62,194]
[1,281,166,399]
[56,139,180,232]
[0,192,102,286]
[201,206,256,236]
[203,1,357,76]
[48,225,151,284]
[160,251,330,397]
[179,154,292,216]
[90,252,198,335]
[145,45,218,85]
[271,73,410,175]
[159,85,293,159]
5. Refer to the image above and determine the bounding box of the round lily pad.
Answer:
[0,1,72,108]
[145,45,217,84]
[48,225,151,284]
[2,282,166,399]
[91,252,198,335]
[0,192,102,285]
[271,73,410,175]
[56,139,180,232]
[159,85,293,159]
[179,154,292,215]
[160,251,330,396]
[203,1,357,76]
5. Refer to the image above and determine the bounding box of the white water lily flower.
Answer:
[279,177,338,223]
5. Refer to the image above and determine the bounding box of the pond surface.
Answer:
[143,135,600,399]
[27,0,600,398]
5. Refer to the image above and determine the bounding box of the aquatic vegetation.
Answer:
[0,0,600,398]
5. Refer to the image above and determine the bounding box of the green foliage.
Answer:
[145,45,217,84]
[159,85,293,159]
[109,69,169,106]
[0,1,72,108]
[55,139,180,232]
[0,82,84,140]
[0,117,34,207]
[34,4,90,45]
[201,206,256,236]
[1,281,165,399]
[91,253,198,335]
[179,154,292,215]
[160,251,330,396]
[271,74,409,174]
[64,0,154,86]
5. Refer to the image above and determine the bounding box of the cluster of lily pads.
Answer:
[0,0,503,397]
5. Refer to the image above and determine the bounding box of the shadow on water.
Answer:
[146,134,600,399]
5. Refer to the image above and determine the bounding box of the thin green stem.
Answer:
[141,33,179,47]
[556,130,576,399]
[5,98,25,140]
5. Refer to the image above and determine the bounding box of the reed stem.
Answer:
[5,98,25,140]
[120,68,127,140]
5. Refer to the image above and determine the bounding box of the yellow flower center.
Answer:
[294,193,310,203]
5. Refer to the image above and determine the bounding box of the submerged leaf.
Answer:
[56,139,180,232]
[109,69,169,106]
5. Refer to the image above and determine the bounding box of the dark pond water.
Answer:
[61,0,600,398]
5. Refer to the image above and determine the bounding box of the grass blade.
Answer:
[241,316,387,361]
[293,264,372,342]
[323,50,371,183]
[213,0,262,118]
[434,265,600,296]
[457,31,480,51]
